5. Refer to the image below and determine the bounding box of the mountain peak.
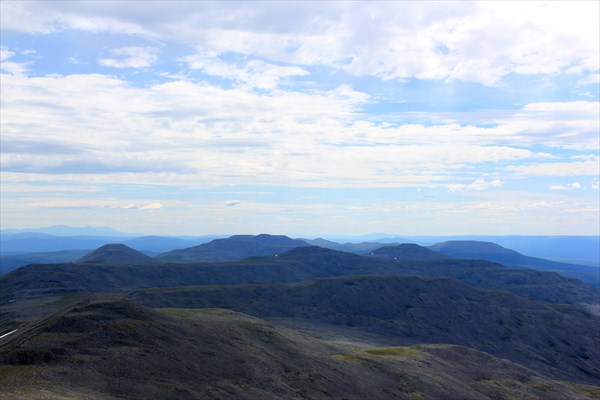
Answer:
[370,243,449,260]
[156,234,310,263]
[75,244,155,264]
[429,241,519,256]
[280,245,342,256]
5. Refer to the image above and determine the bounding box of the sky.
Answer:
[1,1,599,237]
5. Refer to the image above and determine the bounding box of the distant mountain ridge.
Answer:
[430,240,600,286]
[1,225,137,237]
[1,250,90,275]
[0,233,218,257]
[3,245,597,305]
[369,243,449,261]
[156,234,310,263]
[302,238,404,254]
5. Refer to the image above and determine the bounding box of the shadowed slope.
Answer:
[129,275,600,384]
[1,297,596,399]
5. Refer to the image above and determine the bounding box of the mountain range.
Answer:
[1,233,599,399]
[429,240,600,285]
[2,243,597,305]
[156,234,310,262]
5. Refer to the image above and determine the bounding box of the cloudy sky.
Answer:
[1,1,599,237]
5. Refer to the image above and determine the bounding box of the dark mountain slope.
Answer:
[430,240,600,285]
[123,235,212,253]
[130,275,600,384]
[0,296,595,399]
[1,249,89,275]
[302,238,402,254]
[2,246,597,305]
[156,234,310,262]
[370,243,449,260]
[75,243,156,264]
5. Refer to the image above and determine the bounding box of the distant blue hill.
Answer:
[0,249,90,275]
[400,235,600,267]
[429,240,599,286]
[1,225,138,237]
[0,233,218,253]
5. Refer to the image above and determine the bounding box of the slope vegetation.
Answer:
[1,297,596,399]
[130,275,600,384]
[369,243,449,260]
[2,246,597,305]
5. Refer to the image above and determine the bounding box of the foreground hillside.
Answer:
[130,275,600,384]
[1,297,597,400]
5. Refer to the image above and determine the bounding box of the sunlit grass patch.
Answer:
[561,382,600,397]
[364,346,425,358]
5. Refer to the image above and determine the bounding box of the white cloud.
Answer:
[2,2,599,236]
[2,2,598,85]
[0,46,15,61]
[509,160,599,177]
[549,182,582,191]
[0,197,167,211]
[1,69,597,190]
[0,47,29,75]
[98,46,159,69]
[120,202,164,210]
[0,183,100,194]
[140,202,163,210]
[488,101,600,150]
[0,61,29,76]
[447,179,503,193]
[184,57,309,89]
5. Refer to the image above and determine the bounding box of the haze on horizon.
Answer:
[1,1,599,237]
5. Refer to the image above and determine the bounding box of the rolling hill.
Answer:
[2,246,598,307]
[156,234,310,263]
[129,274,600,384]
[302,238,403,254]
[1,296,596,399]
[369,243,449,260]
[430,241,600,285]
